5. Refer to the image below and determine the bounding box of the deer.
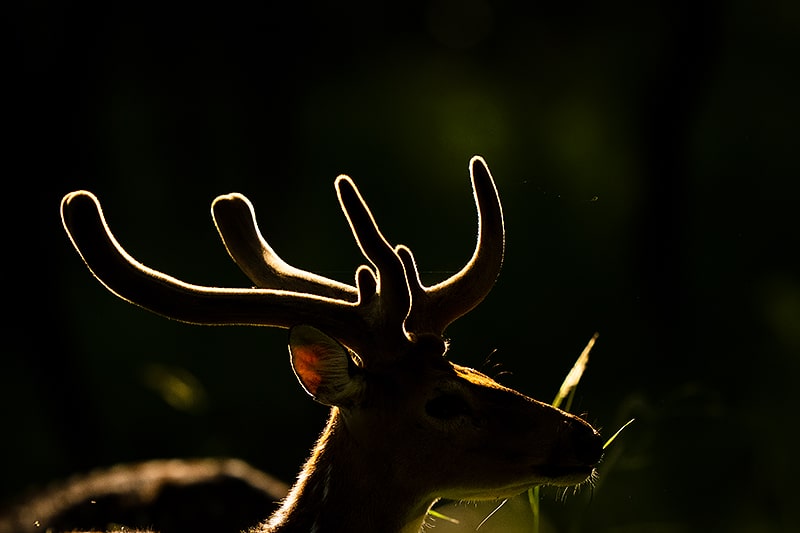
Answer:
[44,156,602,533]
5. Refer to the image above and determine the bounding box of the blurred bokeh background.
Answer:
[6,1,799,531]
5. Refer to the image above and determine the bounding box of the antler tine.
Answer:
[60,157,500,364]
[60,191,370,349]
[335,176,412,352]
[211,193,358,301]
[401,156,505,337]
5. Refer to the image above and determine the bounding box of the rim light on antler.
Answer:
[61,156,503,365]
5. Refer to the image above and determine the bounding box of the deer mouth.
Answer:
[535,465,597,487]
[451,463,598,501]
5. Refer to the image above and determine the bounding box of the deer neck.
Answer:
[259,409,434,533]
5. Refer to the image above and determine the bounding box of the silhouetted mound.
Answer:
[0,458,289,533]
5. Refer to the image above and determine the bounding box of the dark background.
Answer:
[6,1,799,531]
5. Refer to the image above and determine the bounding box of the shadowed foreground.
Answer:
[0,458,288,533]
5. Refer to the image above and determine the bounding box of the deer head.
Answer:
[61,156,603,533]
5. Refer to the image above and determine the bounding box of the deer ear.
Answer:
[289,325,364,407]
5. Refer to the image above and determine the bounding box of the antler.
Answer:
[61,156,504,364]
[401,156,504,337]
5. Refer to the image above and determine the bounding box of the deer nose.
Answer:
[561,417,604,467]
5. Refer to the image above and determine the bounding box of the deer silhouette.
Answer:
[6,156,603,533]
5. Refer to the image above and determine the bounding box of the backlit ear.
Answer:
[289,325,364,407]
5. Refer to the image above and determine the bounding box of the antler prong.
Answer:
[402,155,505,337]
[61,191,368,342]
[211,193,358,301]
[62,156,504,365]
[335,176,412,345]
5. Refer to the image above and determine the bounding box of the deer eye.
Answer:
[425,394,471,420]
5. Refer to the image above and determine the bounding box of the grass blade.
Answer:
[427,509,460,525]
[528,486,541,533]
[603,418,635,450]
[553,332,598,409]
[528,333,600,532]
